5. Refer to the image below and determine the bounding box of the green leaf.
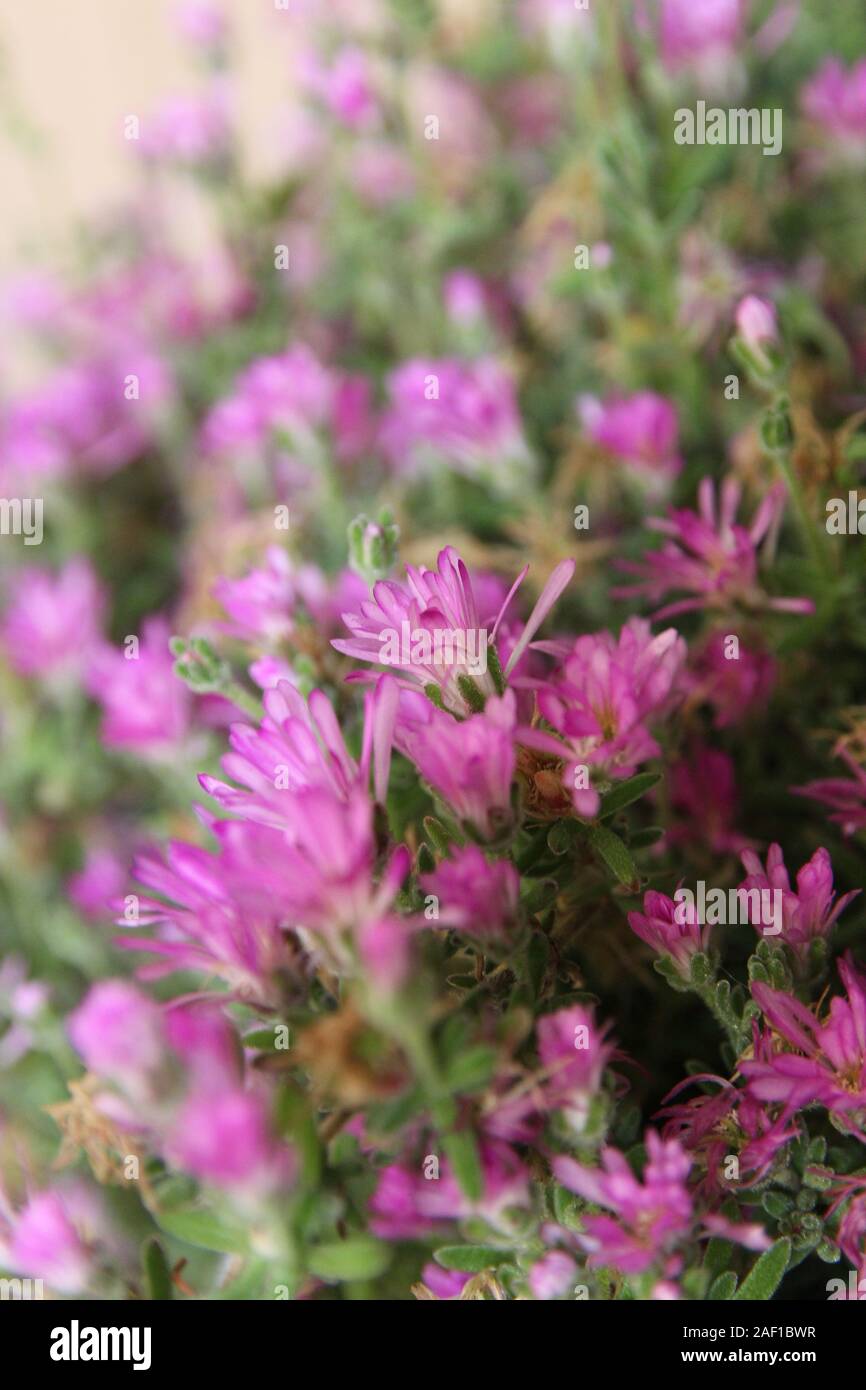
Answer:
[307,1236,391,1282]
[433,1244,503,1273]
[708,1271,738,1300]
[599,772,661,818]
[154,1205,251,1256]
[584,823,639,888]
[445,1045,497,1095]
[442,1129,484,1202]
[704,1236,735,1276]
[733,1238,791,1301]
[142,1237,173,1300]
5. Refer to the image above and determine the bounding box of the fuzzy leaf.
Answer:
[155,1206,251,1256]
[142,1237,173,1300]
[442,1129,484,1201]
[584,823,639,888]
[733,1238,791,1300]
[599,772,661,818]
[708,1271,738,1300]
[307,1236,391,1282]
[433,1244,503,1273]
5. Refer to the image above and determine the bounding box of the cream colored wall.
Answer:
[0,0,294,269]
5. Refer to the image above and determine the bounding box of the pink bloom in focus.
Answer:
[628,889,712,976]
[420,846,519,938]
[737,844,859,962]
[579,392,682,481]
[87,617,190,756]
[617,476,813,620]
[334,544,575,717]
[1,559,106,679]
[395,689,517,842]
[742,955,866,1133]
[519,618,685,817]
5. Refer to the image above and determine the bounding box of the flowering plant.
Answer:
[1,0,866,1308]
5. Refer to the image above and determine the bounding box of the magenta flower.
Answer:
[68,981,166,1097]
[801,59,866,154]
[395,689,517,842]
[175,1,227,51]
[616,477,814,620]
[683,630,775,728]
[537,1004,615,1134]
[735,295,779,353]
[369,1141,529,1239]
[200,677,397,829]
[139,89,232,167]
[7,1191,91,1294]
[529,1250,578,1300]
[668,744,754,856]
[628,889,712,976]
[793,749,866,837]
[334,544,575,717]
[87,617,190,757]
[658,0,744,76]
[420,1263,472,1299]
[737,844,859,961]
[579,391,682,481]
[303,47,379,130]
[420,846,519,939]
[743,955,866,1134]
[69,847,128,919]
[1,559,106,679]
[170,1088,286,1192]
[201,344,335,456]
[553,1132,694,1274]
[519,618,685,817]
[213,547,299,644]
[379,357,531,485]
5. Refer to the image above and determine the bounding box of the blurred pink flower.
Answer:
[1,559,106,679]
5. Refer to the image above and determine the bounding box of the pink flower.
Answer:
[8,1191,91,1294]
[350,141,417,206]
[68,981,166,1095]
[69,847,128,919]
[87,617,190,756]
[370,1141,529,1239]
[305,47,379,130]
[420,1263,472,1299]
[443,270,488,325]
[628,890,712,976]
[1,559,106,679]
[683,631,775,728]
[199,677,397,825]
[793,749,866,837]
[537,1004,615,1133]
[737,844,859,961]
[420,846,519,938]
[801,59,866,152]
[395,689,517,842]
[379,357,531,485]
[333,544,575,717]
[735,295,778,349]
[659,0,745,75]
[201,344,335,456]
[170,1088,285,1191]
[743,955,866,1133]
[175,1,226,51]
[553,1132,694,1274]
[139,89,232,167]
[617,477,814,620]
[668,744,754,856]
[529,1250,578,1300]
[579,392,682,480]
[519,618,685,817]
